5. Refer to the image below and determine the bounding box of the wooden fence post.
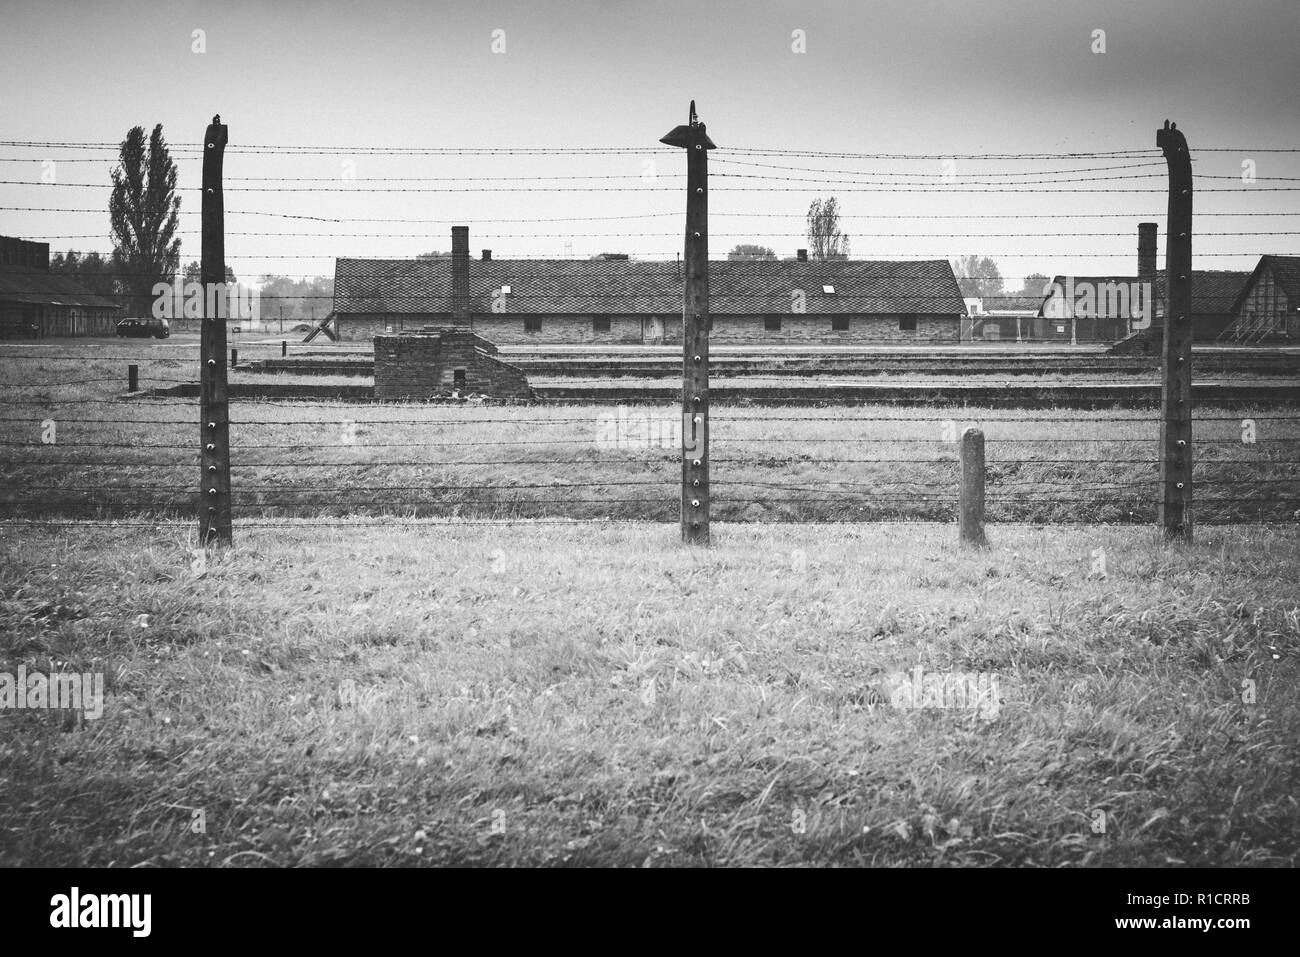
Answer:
[661,101,716,545]
[199,114,232,545]
[1157,120,1193,542]
[127,364,138,393]
[959,427,987,547]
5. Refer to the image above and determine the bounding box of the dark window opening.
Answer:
[764,316,782,332]
[899,314,918,331]
[831,316,850,332]
[593,316,611,333]
[524,317,542,333]
[453,368,467,391]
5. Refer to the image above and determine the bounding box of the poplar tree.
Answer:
[109,124,181,316]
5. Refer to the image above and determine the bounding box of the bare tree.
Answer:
[806,198,851,260]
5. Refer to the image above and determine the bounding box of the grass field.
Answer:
[1,521,1297,866]
[2,338,1299,525]
[2,337,1299,867]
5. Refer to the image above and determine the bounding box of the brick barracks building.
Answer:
[0,236,121,338]
[330,226,967,346]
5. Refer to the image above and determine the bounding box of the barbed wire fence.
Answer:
[1,119,1298,540]
[1,400,1298,526]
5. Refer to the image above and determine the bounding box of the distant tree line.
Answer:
[952,256,1053,300]
[253,274,334,323]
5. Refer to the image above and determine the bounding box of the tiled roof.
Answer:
[1229,255,1300,313]
[0,264,122,309]
[1174,270,1252,315]
[333,258,966,317]
[1266,255,1300,301]
[1038,270,1249,317]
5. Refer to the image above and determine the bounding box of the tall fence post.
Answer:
[661,101,716,545]
[200,114,232,545]
[959,427,987,547]
[1157,120,1193,542]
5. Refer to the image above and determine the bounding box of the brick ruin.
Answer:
[372,327,532,400]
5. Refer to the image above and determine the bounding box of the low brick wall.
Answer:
[374,329,531,399]
[340,316,403,341]
[343,313,963,343]
[339,315,473,341]
[473,314,667,345]
[709,314,960,343]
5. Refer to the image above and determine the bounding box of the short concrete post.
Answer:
[230,347,238,368]
[281,340,287,357]
[127,364,138,392]
[959,427,987,547]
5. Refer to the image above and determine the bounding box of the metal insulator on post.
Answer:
[959,427,988,548]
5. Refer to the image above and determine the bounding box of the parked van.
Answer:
[116,317,170,339]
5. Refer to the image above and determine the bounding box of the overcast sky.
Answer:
[2,0,1298,287]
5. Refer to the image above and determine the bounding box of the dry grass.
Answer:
[1,521,1297,867]
[2,339,1298,525]
[3,338,1298,867]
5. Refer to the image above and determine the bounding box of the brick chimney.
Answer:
[481,250,492,261]
[1138,223,1157,285]
[796,248,808,262]
[451,226,470,328]
[1138,222,1159,328]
